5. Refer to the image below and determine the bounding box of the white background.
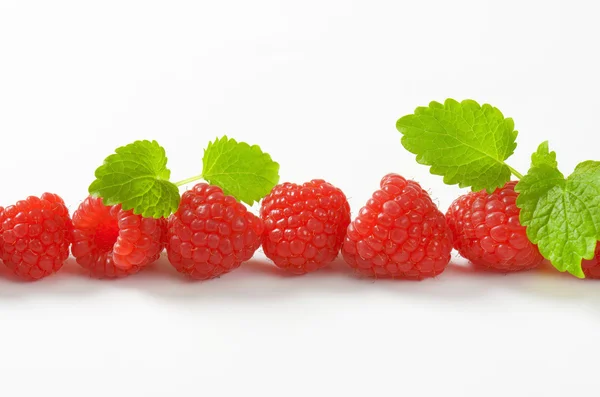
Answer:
[0,1,599,396]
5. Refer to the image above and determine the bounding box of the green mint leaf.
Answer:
[202,136,280,206]
[530,140,558,168]
[514,142,565,226]
[89,140,180,218]
[516,143,600,278]
[396,98,518,192]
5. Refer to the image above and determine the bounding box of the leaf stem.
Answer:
[174,174,204,187]
[508,165,524,180]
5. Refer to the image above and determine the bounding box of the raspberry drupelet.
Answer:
[166,183,264,280]
[581,244,600,279]
[445,181,544,272]
[71,196,167,278]
[260,180,351,274]
[342,173,453,279]
[0,193,72,280]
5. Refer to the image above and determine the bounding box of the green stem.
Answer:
[508,165,524,180]
[174,174,204,187]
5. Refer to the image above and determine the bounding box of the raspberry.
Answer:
[581,243,600,278]
[166,183,263,279]
[71,196,167,278]
[342,173,453,279]
[0,193,72,280]
[446,181,544,272]
[260,180,351,274]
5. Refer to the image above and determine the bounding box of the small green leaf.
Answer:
[396,98,518,192]
[89,140,179,218]
[202,136,280,206]
[516,142,600,278]
[530,141,557,168]
[514,142,565,226]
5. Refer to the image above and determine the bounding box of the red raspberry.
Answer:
[260,180,351,274]
[71,196,167,278]
[342,174,453,279]
[581,243,600,279]
[0,193,72,280]
[445,181,544,272]
[166,183,263,280]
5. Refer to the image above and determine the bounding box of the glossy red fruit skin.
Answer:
[446,181,544,272]
[166,183,263,280]
[342,174,453,279]
[71,196,167,278]
[260,180,351,274]
[0,193,72,280]
[581,243,600,279]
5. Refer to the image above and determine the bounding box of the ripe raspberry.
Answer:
[166,183,263,280]
[446,181,544,272]
[581,243,600,279]
[71,196,167,278]
[260,180,351,274]
[0,207,3,263]
[342,173,452,279]
[0,193,72,280]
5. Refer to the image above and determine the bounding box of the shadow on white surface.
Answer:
[0,254,599,311]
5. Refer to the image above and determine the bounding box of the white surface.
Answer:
[0,1,599,396]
